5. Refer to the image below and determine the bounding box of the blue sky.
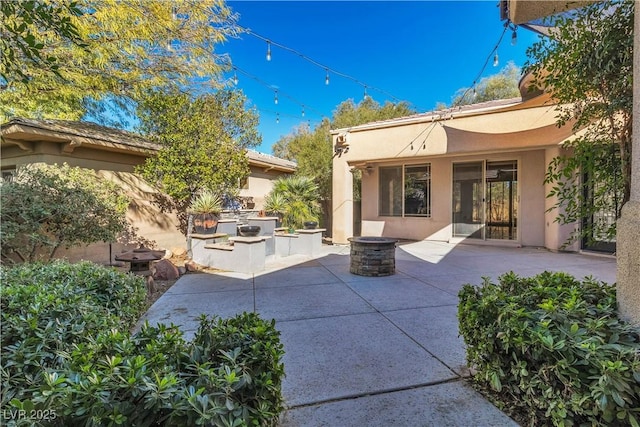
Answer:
[221,1,540,154]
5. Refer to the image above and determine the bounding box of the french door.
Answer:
[452,160,518,241]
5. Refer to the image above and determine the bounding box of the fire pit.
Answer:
[348,236,397,277]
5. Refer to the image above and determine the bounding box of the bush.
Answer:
[458,271,640,427]
[1,261,285,426]
[1,261,147,412]
[0,163,129,263]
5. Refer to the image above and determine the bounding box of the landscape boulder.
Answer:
[153,259,180,280]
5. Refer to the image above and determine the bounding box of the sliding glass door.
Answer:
[452,162,484,238]
[452,160,518,241]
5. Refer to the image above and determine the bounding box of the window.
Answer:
[2,169,15,182]
[379,164,431,217]
[238,176,249,189]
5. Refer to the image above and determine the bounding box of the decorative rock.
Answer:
[172,247,188,258]
[153,259,180,280]
[146,275,156,293]
[185,260,201,272]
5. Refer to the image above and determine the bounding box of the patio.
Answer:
[138,241,616,426]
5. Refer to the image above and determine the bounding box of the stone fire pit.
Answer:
[348,236,397,277]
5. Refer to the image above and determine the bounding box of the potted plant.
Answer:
[189,190,222,234]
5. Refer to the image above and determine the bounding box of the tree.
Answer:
[0,1,85,84]
[0,0,239,126]
[330,97,416,129]
[0,163,129,263]
[525,0,633,246]
[449,62,522,107]
[272,119,332,207]
[136,89,260,231]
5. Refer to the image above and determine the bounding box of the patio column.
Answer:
[616,9,640,325]
[332,146,354,244]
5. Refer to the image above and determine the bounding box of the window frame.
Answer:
[378,163,431,218]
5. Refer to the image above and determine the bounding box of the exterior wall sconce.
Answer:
[334,133,349,157]
[334,143,349,157]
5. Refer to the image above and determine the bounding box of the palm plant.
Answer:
[265,176,320,229]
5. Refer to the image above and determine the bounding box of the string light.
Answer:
[239,25,409,108]
[232,67,238,85]
[227,17,516,123]
[453,20,510,108]
[511,26,518,45]
[276,112,280,123]
[230,65,324,118]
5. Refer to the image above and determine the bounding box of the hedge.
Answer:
[1,261,285,426]
[458,271,640,427]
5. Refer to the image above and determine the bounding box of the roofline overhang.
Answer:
[248,158,296,173]
[2,119,296,170]
[331,95,556,135]
[1,120,156,156]
[501,0,594,25]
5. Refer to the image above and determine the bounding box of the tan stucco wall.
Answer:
[99,170,184,250]
[356,150,548,246]
[240,166,293,210]
[2,140,296,262]
[332,102,582,248]
[616,6,640,325]
[1,142,144,172]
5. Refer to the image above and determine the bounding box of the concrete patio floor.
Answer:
[138,240,616,426]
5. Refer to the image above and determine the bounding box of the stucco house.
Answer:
[1,118,296,261]
[330,76,610,253]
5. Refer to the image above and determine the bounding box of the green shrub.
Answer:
[0,163,129,263]
[458,271,640,427]
[1,262,285,426]
[0,261,147,411]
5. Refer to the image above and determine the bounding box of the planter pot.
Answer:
[193,213,219,234]
[303,221,318,230]
[238,225,261,237]
[267,212,283,228]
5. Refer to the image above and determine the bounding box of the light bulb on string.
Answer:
[274,90,278,105]
[266,41,272,61]
[232,68,238,85]
[171,6,177,20]
[276,113,280,124]
[511,27,518,46]
[363,86,368,100]
[325,69,330,85]
[473,87,477,99]
[493,53,499,67]
[301,107,305,117]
